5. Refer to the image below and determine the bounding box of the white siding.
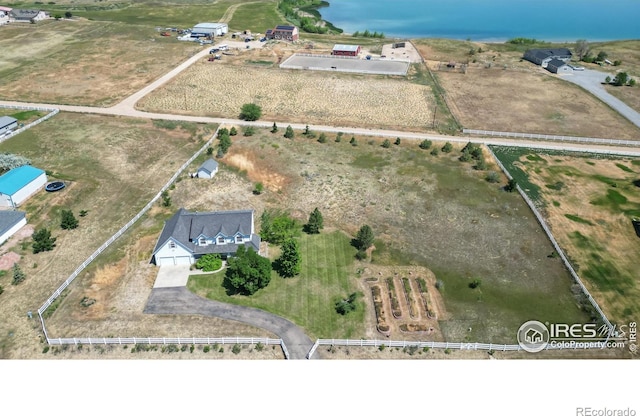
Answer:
[0,216,26,246]
[11,172,47,206]
[154,239,194,265]
[0,193,11,207]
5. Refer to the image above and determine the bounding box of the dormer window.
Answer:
[236,235,243,243]
[199,237,207,246]
[217,236,225,244]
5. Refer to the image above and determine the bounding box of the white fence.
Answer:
[0,103,59,143]
[464,129,640,147]
[486,146,613,331]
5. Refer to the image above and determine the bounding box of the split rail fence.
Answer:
[464,128,639,147]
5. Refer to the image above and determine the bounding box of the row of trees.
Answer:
[277,0,330,34]
[352,30,384,38]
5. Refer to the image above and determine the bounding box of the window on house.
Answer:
[236,235,243,243]
[199,237,207,246]
[217,236,225,244]
[169,241,176,249]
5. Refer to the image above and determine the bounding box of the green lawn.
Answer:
[227,1,282,33]
[188,230,365,339]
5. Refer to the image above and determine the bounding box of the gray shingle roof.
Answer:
[198,159,218,175]
[10,9,42,19]
[152,208,260,256]
[0,210,25,236]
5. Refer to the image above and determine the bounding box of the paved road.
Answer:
[144,287,318,360]
[560,69,640,130]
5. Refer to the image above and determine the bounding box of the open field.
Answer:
[492,147,640,327]
[138,51,435,130]
[0,112,219,358]
[0,19,201,106]
[170,126,591,344]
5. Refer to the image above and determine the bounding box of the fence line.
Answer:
[0,104,59,144]
[48,336,282,347]
[464,128,640,147]
[485,146,613,331]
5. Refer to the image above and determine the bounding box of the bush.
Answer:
[419,139,432,149]
[468,279,482,289]
[394,137,401,145]
[255,342,264,351]
[318,133,327,143]
[242,126,256,136]
[239,103,262,121]
[355,249,367,260]
[271,122,278,133]
[12,264,26,285]
[253,182,264,195]
[441,142,453,153]
[203,345,210,353]
[382,139,391,148]
[350,136,357,146]
[335,292,358,315]
[64,11,72,18]
[229,126,238,136]
[32,228,56,254]
[486,171,500,183]
[505,178,518,192]
[0,285,3,296]
[195,254,222,272]
[430,148,439,156]
[435,279,444,292]
[60,209,79,230]
[284,125,294,139]
[232,344,242,355]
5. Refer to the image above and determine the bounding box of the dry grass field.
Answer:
[0,19,201,106]
[510,152,640,327]
[137,48,435,130]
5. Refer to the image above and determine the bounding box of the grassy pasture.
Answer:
[492,147,640,326]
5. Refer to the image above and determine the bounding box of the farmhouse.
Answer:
[9,9,48,22]
[0,210,26,246]
[266,25,299,41]
[523,48,572,68]
[0,165,47,208]
[546,58,572,74]
[191,22,228,38]
[332,44,361,57]
[196,159,218,179]
[152,208,261,266]
[0,116,17,136]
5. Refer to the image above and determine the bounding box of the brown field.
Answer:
[515,153,640,326]
[137,48,435,130]
[607,85,640,113]
[437,68,640,139]
[0,19,201,106]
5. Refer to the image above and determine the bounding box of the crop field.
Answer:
[492,147,640,327]
[0,113,224,358]
[0,19,201,106]
[169,126,592,344]
[137,55,435,130]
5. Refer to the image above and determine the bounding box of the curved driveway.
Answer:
[144,287,318,360]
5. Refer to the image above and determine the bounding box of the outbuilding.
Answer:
[9,9,48,22]
[191,22,228,37]
[197,159,218,179]
[0,165,47,208]
[0,210,26,246]
[332,44,361,57]
[0,116,17,136]
[546,58,572,74]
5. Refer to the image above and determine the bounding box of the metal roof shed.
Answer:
[0,165,48,208]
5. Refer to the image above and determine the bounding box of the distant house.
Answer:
[266,25,299,41]
[196,159,218,179]
[0,6,11,24]
[0,210,26,246]
[0,165,47,208]
[0,116,17,136]
[190,22,228,38]
[523,48,572,68]
[152,208,261,266]
[546,58,572,74]
[10,9,48,22]
[332,44,361,57]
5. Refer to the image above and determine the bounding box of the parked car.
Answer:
[260,37,267,42]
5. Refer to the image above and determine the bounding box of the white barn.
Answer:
[0,116,18,136]
[191,22,228,37]
[197,159,218,179]
[0,165,47,208]
[0,210,26,246]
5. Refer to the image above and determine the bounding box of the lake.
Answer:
[320,0,640,42]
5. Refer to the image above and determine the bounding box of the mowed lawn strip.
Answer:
[188,231,364,339]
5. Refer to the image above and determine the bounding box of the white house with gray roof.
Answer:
[152,208,261,266]
[0,116,17,136]
[0,210,26,246]
[196,159,218,179]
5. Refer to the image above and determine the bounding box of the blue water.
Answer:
[320,0,640,41]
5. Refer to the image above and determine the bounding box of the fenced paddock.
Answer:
[0,103,59,144]
[280,53,410,76]
[464,129,640,147]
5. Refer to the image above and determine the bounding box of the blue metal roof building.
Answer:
[0,165,47,207]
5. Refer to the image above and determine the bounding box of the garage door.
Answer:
[174,256,192,265]
[157,257,175,266]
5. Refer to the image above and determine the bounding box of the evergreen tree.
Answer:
[284,125,294,139]
[354,225,374,251]
[271,122,278,133]
[275,238,301,278]
[11,263,26,285]
[305,207,324,234]
[60,209,79,230]
[32,228,56,254]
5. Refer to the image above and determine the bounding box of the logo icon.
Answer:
[517,320,550,353]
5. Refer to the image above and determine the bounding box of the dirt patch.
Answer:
[224,151,288,192]
[0,252,21,271]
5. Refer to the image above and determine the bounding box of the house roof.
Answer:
[275,25,296,31]
[333,44,360,52]
[193,22,227,30]
[152,208,259,256]
[0,210,25,236]
[0,6,12,12]
[547,58,568,69]
[197,159,218,175]
[10,9,43,19]
[0,165,45,196]
[526,48,572,60]
[0,116,17,128]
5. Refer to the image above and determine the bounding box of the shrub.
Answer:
[0,285,3,296]
[284,125,294,139]
[317,133,327,143]
[350,136,357,146]
[229,126,238,136]
[394,137,401,145]
[161,190,171,207]
[430,148,439,156]
[486,171,500,183]
[271,122,278,133]
[255,342,264,352]
[253,182,264,195]
[203,345,210,353]
[505,178,518,192]
[382,139,391,148]
[468,279,482,289]
[12,264,26,285]
[435,279,445,292]
[32,228,56,254]
[60,209,79,230]
[232,344,242,355]
[195,254,222,272]
[355,249,367,260]
[64,11,72,18]
[419,139,432,149]
[242,126,255,136]
[441,142,453,153]
[239,103,262,121]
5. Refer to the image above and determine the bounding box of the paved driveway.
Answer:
[153,265,191,288]
[560,69,640,129]
[144,287,318,359]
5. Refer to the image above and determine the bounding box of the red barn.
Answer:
[332,44,361,57]
[266,25,299,41]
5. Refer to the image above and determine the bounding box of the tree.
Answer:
[275,238,301,278]
[350,136,357,146]
[304,207,324,234]
[303,125,310,135]
[630,78,636,87]
[271,122,278,133]
[224,246,272,295]
[486,171,500,183]
[196,254,222,272]
[284,125,294,139]
[382,139,391,148]
[218,133,232,155]
[596,51,608,62]
[229,126,238,136]
[0,285,3,295]
[253,182,264,195]
[317,133,327,143]
[242,126,255,136]
[161,190,171,207]
[239,103,262,121]
[12,263,26,285]
[335,292,358,315]
[505,178,518,192]
[32,228,56,254]
[430,148,439,156]
[605,75,612,84]
[459,150,472,162]
[419,139,432,149]
[613,72,629,86]
[441,142,453,153]
[260,210,300,244]
[394,137,401,145]
[64,11,72,18]
[354,225,374,251]
[60,209,78,230]
[575,39,590,61]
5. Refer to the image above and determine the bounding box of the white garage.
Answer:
[0,210,27,246]
[0,165,47,208]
